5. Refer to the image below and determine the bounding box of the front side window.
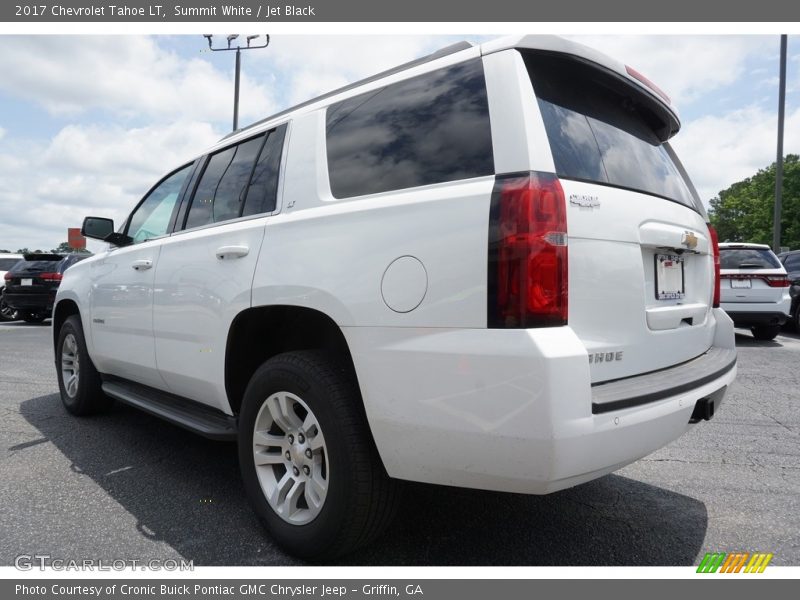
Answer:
[325,59,494,198]
[127,164,192,244]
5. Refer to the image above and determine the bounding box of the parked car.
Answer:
[778,249,800,330]
[719,243,791,340]
[3,253,89,323]
[0,253,23,321]
[53,35,736,559]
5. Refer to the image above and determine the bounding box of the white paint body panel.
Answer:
[55,35,736,495]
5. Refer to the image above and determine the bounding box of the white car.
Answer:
[719,242,791,340]
[0,252,23,321]
[53,35,736,559]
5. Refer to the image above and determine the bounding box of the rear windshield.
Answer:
[15,260,62,273]
[720,248,781,269]
[523,52,696,209]
[0,258,20,270]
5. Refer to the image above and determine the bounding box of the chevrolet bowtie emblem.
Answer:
[682,231,699,250]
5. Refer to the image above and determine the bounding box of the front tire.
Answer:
[751,324,780,341]
[238,351,399,560]
[56,315,112,415]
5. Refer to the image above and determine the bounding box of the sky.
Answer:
[0,34,797,253]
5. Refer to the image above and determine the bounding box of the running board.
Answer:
[101,379,238,441]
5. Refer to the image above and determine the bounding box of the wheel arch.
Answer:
[225,305,358,416]
[52,299,81,352]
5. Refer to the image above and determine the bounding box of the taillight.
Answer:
[625,65,671,105]
[707,224,721,308]
[40,272,63,282]
[488,172,568,328]
[765,275,791,288]
[3,272,10,282]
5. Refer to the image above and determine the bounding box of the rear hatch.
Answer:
[719,246,788,304]
[4,254,65,296]
[523,51,715,383]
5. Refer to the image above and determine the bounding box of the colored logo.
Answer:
[697,552,773,573]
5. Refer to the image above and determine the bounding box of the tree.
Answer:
[50,242,91,254]
[709,155,800,250]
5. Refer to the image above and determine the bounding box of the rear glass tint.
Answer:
[523,52,696,209]
[720,248,781,269]
[326,59,494,198]
[15,260,62,273]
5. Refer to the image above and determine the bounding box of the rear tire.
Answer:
[56,315,113,415]
[0,296,18,321]
[751,324,780,341]
[238,351,399,561]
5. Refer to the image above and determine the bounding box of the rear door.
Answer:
[523,51,715,383]
[153,125,287,413]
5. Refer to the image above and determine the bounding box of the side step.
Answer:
[101,379,238,441]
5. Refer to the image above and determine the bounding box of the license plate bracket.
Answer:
[655,254,685,300]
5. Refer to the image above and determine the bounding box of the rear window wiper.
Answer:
[736,263,767,269]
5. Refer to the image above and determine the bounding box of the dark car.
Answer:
[778,250,800,329]
[2,253,89,323]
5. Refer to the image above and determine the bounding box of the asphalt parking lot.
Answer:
[1,321,798,567]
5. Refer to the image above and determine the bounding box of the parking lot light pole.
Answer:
[773,34,787,254]
[203,34,270,132]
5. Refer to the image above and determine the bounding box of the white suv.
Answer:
[0,252,23,321]
[719,242,791,340]
[54,35,737,559]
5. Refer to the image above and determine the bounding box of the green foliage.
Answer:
[50,242,91,254]
[709,155,800,249]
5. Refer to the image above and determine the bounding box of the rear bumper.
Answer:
[2,291,54,313]
[721,297,791,327]
[344,308,737,494]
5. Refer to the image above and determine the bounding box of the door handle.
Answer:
[131,259,153,271]
[216,245,249,260]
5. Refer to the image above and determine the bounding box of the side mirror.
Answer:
[81,217,114,241]
[81,217,131,247]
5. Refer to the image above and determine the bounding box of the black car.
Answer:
[2,253,89,323]
[778,250,800,330]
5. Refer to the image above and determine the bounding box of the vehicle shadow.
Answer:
[734,331,782,348]
[20,393,708,566]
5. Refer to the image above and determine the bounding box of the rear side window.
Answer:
[326,59,494,198]
[185,135,266,229]
[720,248,782,269]
[242,125,287,216]
[0,258,20,270]
[523,52,696,209]
[184,125,287,229]
[783,254,800,270]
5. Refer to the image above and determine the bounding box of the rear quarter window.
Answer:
[325,59,494,198]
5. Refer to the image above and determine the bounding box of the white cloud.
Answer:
[0,121,221,252]
[0,126,5,141]
[0,36,276,123]
[671,105,800,203]
[568,35,773,107]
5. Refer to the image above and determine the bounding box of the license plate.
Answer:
[731,278,752,289]
[655,254,685,300]
[21,278,33,286]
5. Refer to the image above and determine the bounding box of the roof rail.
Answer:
[221,41,474,141]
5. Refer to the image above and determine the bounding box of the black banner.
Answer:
[2,0,800,22]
